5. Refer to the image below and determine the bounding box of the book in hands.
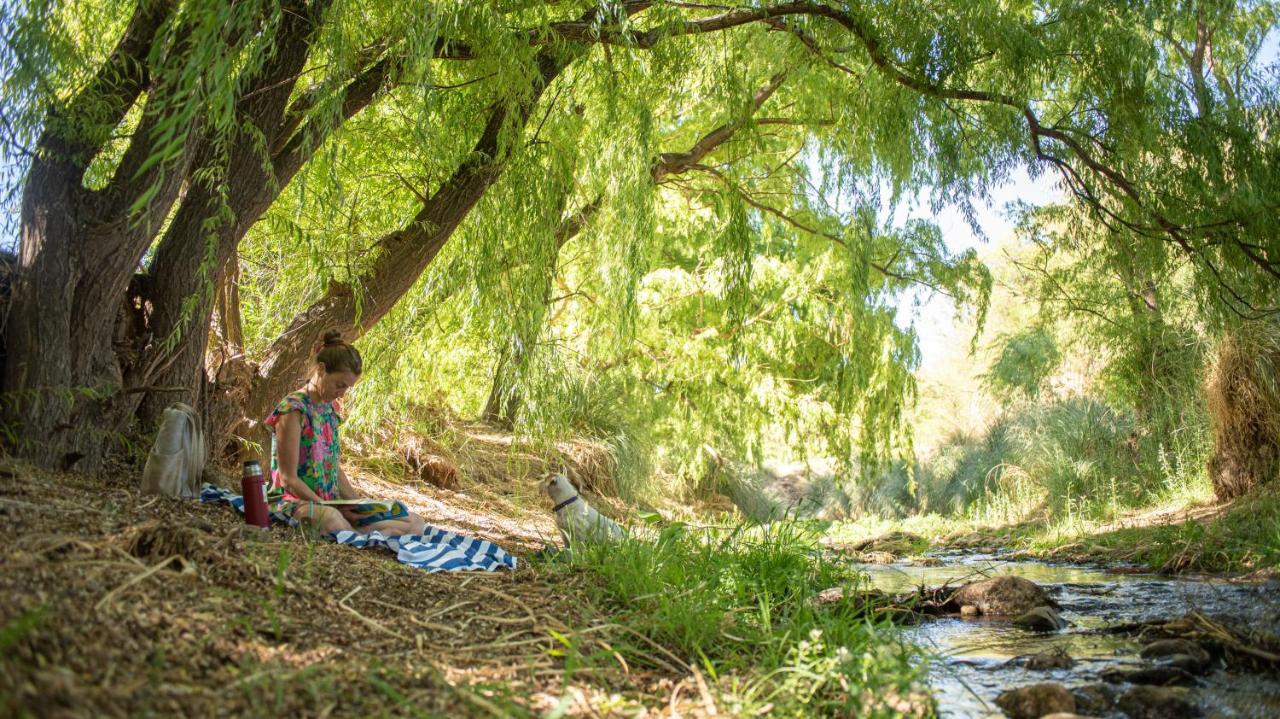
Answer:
[316,498,397,513]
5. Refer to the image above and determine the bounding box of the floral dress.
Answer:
[264,391,343,512]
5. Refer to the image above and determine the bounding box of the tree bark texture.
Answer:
[3,0,179,466]
[135,0,327,428]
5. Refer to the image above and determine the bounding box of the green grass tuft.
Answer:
[539,522,928,717]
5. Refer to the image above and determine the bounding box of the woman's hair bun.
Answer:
[313,329,362,374]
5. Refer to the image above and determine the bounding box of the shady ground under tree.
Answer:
[4,3,1280,717]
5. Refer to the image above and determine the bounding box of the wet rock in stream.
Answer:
[1070,683,1118,715]
[1139,639,1212,674]
[1139,639,1208,662]
[954,575,1056,617]
[1155,654,1211,675]
[1116,685,1202,719]
[1019,647,1075,670]
[1013,606,1070,632]
[1101,665,1199,687]
[994,682,1076,718]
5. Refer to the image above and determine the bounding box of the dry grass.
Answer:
[343,406,731,535]
[342,399,635,521]
[1205,326,1280,500]
[0,458,725,718]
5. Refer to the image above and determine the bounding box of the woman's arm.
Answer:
[274,411,325,503]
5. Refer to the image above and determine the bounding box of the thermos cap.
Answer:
[241,460,263,476]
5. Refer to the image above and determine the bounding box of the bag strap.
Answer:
[171,402,204,493]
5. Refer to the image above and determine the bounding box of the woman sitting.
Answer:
[264,330,426,536]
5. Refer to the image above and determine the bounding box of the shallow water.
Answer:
[856,554,1280,718]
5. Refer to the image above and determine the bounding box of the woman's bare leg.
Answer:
[354,512,426,536]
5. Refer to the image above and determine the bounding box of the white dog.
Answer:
[544,474,623,546]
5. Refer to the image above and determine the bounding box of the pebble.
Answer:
[1012,606,1070,632]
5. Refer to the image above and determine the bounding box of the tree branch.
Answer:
[653,71,787,182]
[37,0,175,182]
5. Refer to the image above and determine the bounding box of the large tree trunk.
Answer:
[6,157,84,465]
[125,2,410,461]
[2,0,180,467]
[131,2,407,460]
[212,258,245,352]
[134,1,328,430]
[1,0,358,467]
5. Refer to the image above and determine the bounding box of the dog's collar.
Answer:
[552,495,580,512]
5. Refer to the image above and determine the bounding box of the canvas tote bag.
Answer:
[140,402,205,498]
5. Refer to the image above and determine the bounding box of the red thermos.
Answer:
[241,460,270,529]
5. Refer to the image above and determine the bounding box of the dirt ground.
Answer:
[0,459,697,718]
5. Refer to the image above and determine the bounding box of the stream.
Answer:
[856,553,1280,718]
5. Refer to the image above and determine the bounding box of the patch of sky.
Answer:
[802,143,1061,372]
[894,164,1060,372]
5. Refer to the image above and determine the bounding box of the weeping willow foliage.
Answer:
[235,9,995,479]
[5,0,1276,485]
[1008,1,1280,321]
[4,0,281,210]
[1008,0,1278,427]
[231,0,1274,480]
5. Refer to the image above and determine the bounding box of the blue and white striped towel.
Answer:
[200,484,517,573]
